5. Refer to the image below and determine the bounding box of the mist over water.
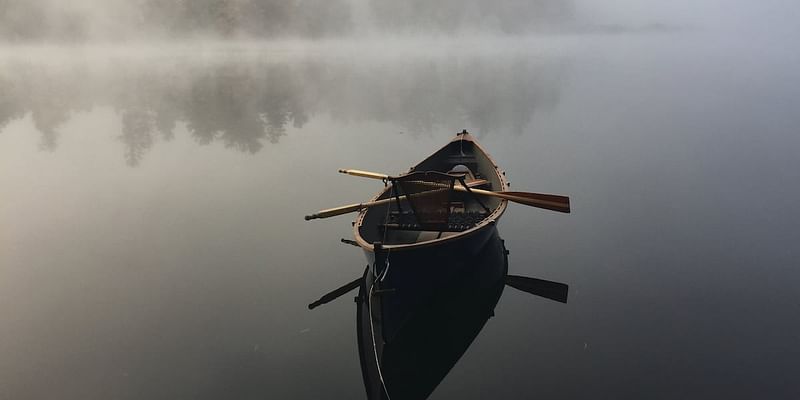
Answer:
[2,2,800,399]
[0,47,563,166]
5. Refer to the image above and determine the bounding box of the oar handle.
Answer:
[338,169,389,180]
[305,203,365,220]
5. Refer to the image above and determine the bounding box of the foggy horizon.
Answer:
[0,1,794,46]
[0,0,725,44]
[0,0,574,43]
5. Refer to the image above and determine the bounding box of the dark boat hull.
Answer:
[353,132,511,399]
[357,230,509,400]
[363,223,500,343]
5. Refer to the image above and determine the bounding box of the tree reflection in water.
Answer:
[0,53,564,166]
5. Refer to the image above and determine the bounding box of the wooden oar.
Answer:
[308,277,362,309]
[305,198,392,221]
[505,275,569,303]
[339,169,571,213]
[304,178,489,220]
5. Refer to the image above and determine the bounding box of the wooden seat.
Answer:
[378,171,490,235]
[380,210,490,232]
[386,171,461,233]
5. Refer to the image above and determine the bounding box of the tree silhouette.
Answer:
[258,64,309,143]
[184,65,267,153]
[0,54,563,165]
[23,64,94,150]
[119,108,156,166]
[0,76,25,132]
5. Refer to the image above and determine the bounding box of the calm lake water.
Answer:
[2,32,799,399]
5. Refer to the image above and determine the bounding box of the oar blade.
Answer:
[308,277,362,309]
[503,191,569,205]
[505,275,569,303]
[501,192,571,213]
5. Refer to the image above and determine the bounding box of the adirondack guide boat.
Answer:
[306,129,569,296]
[354,129,512,262]
[305,129,571,399]
[306,128,569,316]
[306,129,569,254]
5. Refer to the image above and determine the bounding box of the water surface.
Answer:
[2,32,799,399]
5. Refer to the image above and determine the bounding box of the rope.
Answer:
[368,254,392,400]
[366,180,393,399]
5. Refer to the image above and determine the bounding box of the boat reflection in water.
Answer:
[311,229,568,400]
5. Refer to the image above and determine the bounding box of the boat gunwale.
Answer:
[353,132,509,253]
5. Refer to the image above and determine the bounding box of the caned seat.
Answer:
[380,171,489,234]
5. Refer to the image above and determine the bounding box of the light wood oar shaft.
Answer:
[305,203,367,220]
[448,186,564,209]
[305,197,395,220]
[339,168,571,213]
[304,178,489,220]
[467,187,568,210]
[339,169,480,189]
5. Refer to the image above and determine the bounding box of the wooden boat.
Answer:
[306,130,568,259]
[350,130,512,343]
[353,129,509,259]
[305,132,569,399]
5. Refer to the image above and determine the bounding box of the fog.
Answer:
[2,1,800,399]
[1,1,797,43]
[578,0,800,31]
[0,0,574,41]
